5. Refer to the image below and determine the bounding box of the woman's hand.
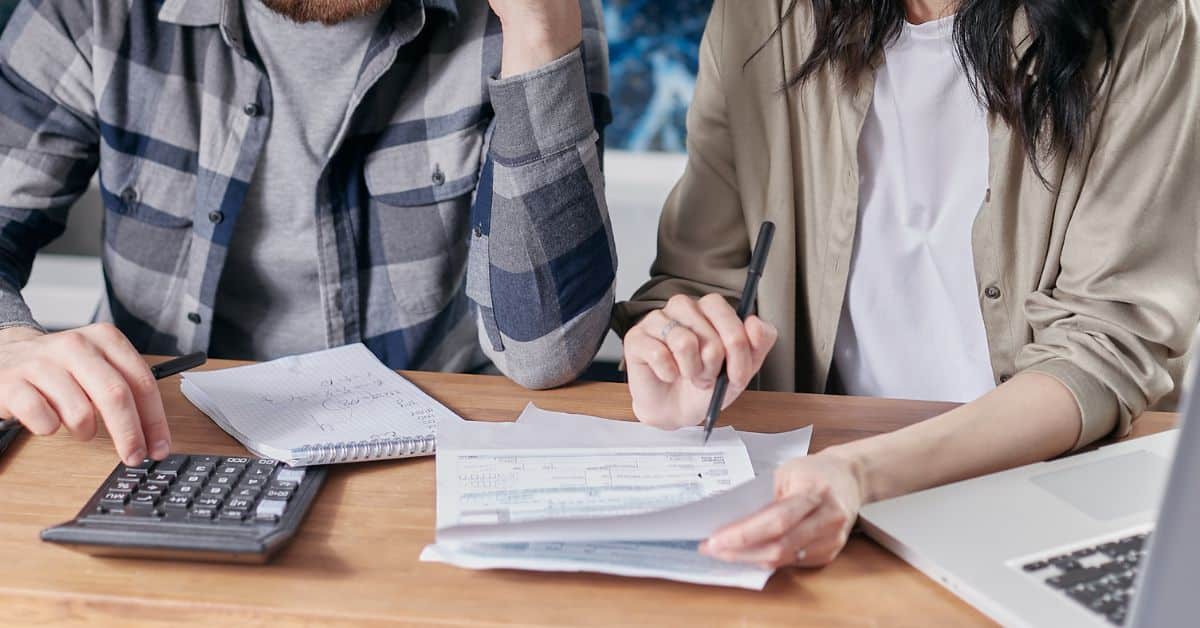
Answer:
[624,294,778,429]
[488,1,583,78]
[700,452,863,568]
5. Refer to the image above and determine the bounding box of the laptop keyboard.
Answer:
[1022,532,1148,626]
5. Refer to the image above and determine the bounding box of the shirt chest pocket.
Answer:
[362,126,485,321]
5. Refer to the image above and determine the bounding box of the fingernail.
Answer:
[127,448,146,466]
[151,440,170,459]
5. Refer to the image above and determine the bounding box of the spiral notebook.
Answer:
[180,344,462,466]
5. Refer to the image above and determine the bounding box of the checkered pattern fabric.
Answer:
[0,0,615,388]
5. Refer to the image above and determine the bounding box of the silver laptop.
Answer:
[859,360,1198,627]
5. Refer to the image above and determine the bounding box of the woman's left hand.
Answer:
[700,452,864,568]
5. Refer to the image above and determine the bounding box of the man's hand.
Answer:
[488,0,583,78]
[0,324,171,465]
[700,452,863,568]
[624,294,778,430]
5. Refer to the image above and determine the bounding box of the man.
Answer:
[0,0,615,466]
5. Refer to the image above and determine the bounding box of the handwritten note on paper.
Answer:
[181,344,460,459]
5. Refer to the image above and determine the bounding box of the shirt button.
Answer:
[120,187,138,205]
[243,102,262,117]
[208,211,224,224]
[432,165,446,186]
[473,225,483,238]
[999,374,1012,384]
[984,286,1002,300]
[187,312,202,325]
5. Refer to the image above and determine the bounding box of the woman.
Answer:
[615,0,1199,569]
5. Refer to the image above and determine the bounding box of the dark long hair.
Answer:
[770,0,1116,174]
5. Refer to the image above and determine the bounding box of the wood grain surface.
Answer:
[0,358,1176,627]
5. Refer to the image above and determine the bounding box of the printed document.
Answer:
[422,405,813,589]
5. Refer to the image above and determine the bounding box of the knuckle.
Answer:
[700,344,724,365]
[128,371,158,395]
[666,294,693,310]
[56,332,90,353]
[99,380,135,410]
[89,322,124,343]
[699,293,726,307]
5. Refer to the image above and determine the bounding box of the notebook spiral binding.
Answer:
[291,434,437,465]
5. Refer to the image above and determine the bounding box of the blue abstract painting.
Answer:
[0,1,705,152]
[604,0,709,153]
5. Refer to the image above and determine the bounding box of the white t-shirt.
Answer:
[832,15,995,403]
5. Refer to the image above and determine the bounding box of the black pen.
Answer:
[0,419,21,458]
[703,222,775,444]
[151,352,208,380]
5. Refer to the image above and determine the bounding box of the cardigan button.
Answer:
[187,312,202,325]
[984,286,1002,300]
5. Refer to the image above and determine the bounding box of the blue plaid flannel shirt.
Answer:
[0,0,616,388]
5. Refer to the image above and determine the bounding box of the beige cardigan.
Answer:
[614,0,1200,448]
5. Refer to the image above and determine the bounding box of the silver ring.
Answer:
[659,318,686,341]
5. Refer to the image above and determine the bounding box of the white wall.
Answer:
[22,150,688,360]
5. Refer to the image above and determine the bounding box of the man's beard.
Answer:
[258,0,391,25]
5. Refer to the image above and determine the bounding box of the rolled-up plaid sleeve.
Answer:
[0,0,100,332]
[467,3,615,389]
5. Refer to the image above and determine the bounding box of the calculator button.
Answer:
[270,480,299,492]
[195,496,223,508]
[218,509,246,523]
[242,477,267,488]
[99,492,129,508]
[172,484,199,497]
[233,487,260,500]
[189,455,220,466]
[223,457,251,465]
[181,473,207,485]
[164,495,192,509]
[247,466,273,478]
[254,458,278,468]
[203,485,230,498]
[275,468,306,484]
[188,507,217,521]
[265,488,293,501]
[225,497,253,511]
[217,465,244,476]
[186,464,213,477]
[123,459,155,475]
[212,475,237,487]
[153,454,189,475]
[117,471,144,483]
[128,494,158,514]
[139,483,165,496]
[109,480,139,493]
[255,499,287,521]
[149,472,175,485]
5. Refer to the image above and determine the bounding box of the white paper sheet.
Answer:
[419,539,772,590]
[180,344,460,465]
[513,405,813,477]
[423,405,814,589]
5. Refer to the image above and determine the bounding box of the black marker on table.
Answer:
[151,352,208,380]
[703,222,775,444]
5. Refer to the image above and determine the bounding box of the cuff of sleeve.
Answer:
[487,47,594,166]
[1024,358,1123,451]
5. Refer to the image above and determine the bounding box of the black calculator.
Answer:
[42,454,326,563]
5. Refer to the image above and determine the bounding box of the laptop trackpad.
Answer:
[1031,451,1168,521]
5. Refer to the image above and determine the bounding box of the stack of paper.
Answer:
[421,405,812,589]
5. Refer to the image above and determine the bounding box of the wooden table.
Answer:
[0,359,1176,627]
